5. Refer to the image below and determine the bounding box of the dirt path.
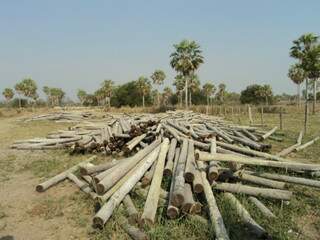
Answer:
[0,117,89,240]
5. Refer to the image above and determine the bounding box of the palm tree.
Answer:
[290,33,320,114]
[136,76,151,108]
[14,78,37,108]
[77,89,87,106]
[256,85,273,105]
[151,70,166,107]
[170,39,204,109]
[218,83,226,103]
[188,74,200,106]
[162,87,173,105]
[288,64,305,106]
[173,75,185,107]
[2,88,14,105]
[101,80,114,107]
[203,83,215,109]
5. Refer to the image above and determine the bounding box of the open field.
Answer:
[0,107,320,240]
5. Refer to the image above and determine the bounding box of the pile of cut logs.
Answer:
[21,111,94,123]
[19,111,320,239]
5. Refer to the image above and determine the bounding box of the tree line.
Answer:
[2,34,319,109]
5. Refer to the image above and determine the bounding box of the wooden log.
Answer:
[277,130,304,157]
[123,195,139,224]
[208,137,219,182]
[141,161,156,187]
[67,173,97,199]
[252,172,320,188]
[193,164,204,193]
[217,141,284,161]
[141,138,170,225]
[124,134,147,153]
[167,147,180,219]
[197,160,230,240]
[261,126,278,140]
[119,216,149,240]
[163,124,181,142]
[295,136,320,152]
[214,182,292,200]
[234,172,286,189]
[195,151,320,172]
[181,183,201,214]
[93,146,160,228]
[248,196,276,218]
[36,155,97,192]
[184,140,196,182]
[224,193,268,238]
[241,128,259,142]
[163,138,177,176]
[80,159,119,175]
[97,139,161,194]
[172,138,188,207]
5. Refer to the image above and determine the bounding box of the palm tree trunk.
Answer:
[206,96,209,114]
[304,79,309,133]
[157,93,160,107]
[180,93,182,107]
[312,79,317,115]
[185,76,188,109]
[189,91,192,106]
[18,97,21,109]
[265,96,268,106]
[297,83,301,107]
[142,95,145,108]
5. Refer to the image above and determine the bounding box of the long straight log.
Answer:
[197,160,230,240]
[224,193,268,238]
[196,151,320,172]
[36,155,96,192]
[141,138,170,225]
[172,138,188,207]
[214,182,292,200]
[123,195,139,224]
[124,134,147,153]
[93,146,160,228]
[167,147,180,219]
[67,173,97,199]
[208,137,219,182]
[119,216,149,240]
[164,138,177,176]
[97,139,161,194]
[141,161,156,187]
[184,140,196,182]
[277,130,304,157]
[295,136,320,152]
[252,172,320,188]
[248,196,276,218]
[80,159,119,175]
[181,183,201,214]
[234,172,286,189]
[261,126,278,140]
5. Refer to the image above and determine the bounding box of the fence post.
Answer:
[248,105,253,125]
[260,106,264,125]
[279,107,283,130]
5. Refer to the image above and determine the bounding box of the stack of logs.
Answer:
[21,111,94,123]
[24,111,320,239]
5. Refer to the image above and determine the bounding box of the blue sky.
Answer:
[0,0,319,100]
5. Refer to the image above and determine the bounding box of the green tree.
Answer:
[255,84,273,105]
[170,39,204,109]
[50,88,65,106]
[202,83,215,107]
[173,74,185,107]
[217,83,226,103]
[136,76,151,108]
[100,80,114,107]
[240,84,273,105]
[188,74,200,106]
[77,89,87,105]
[288,64,306,106]
[290,33,320,114]
[162,87,173,105]
[151,70,166,107]
[14,78,37,108]
[2,88,14,104]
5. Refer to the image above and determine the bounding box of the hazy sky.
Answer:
[0,0,319,100]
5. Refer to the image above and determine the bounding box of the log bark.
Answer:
[141,161,156,187]
[248,196,276,218]
[197,160,230,240]
[141,138,170,225]
[167,147,180,219]
[36,155,96,192]
[123,195,139,224]
[80,159,119,175]
[295,136,320,152]
[234,171,286,189]
[119,216,149,240]
[163,138,177,176]
[181,183,201,214]
[261,126,278,140]
[97,139,161,194]
[196,151,320,172]
[214,182,292,200]
[124,134,147,153]
[93,146,160,228]
[184,140,196,182]
[172,138,188,207]
[67,173,97,199]
[208,137,219,182]
[224,193,268,238]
